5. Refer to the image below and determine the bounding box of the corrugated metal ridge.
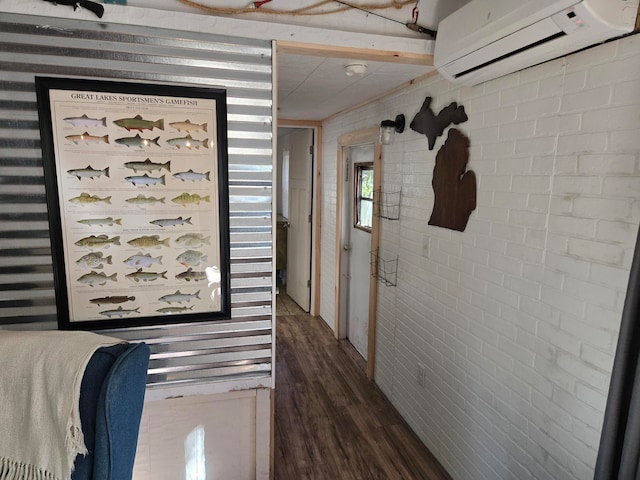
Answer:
[0,41,272,75]
[0,15,272,56]
[0,61,272,91]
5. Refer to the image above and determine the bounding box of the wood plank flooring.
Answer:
[274,308,452,480]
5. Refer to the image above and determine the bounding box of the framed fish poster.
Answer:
[35,77,231,330]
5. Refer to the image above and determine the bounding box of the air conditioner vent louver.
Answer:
[454,31,567,79]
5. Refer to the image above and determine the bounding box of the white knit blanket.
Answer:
[0,331,123,480]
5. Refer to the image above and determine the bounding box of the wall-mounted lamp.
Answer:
[380,114,405,145]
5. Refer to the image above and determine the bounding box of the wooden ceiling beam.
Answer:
[277,40,434,66]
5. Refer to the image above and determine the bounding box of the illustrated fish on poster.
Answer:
[124,194,165,205]
[69,192,111,206]
[166,134,209,150]
[90,295,135,306]
[169,120,208,133]
[171,192,210,206]
[68,165,109,180]
[175,233,210,248]
[76,252,112,270]
[99,306,141,318]
[175,268,207,282]
[77,217,122,227]
[115,134,160,148]
[113,115,164,132]
[127,235,170,249]
[150,216,192,228]
[75,235,120,249]
[173,169,210,182]
[156,305,194,314]
[77,270,117,286]
[125,268,167,283]
[125,174,166,187]
[123,253,163,268]
[124,158,171,173]
[176,250,207,267]
[65,132,109,145]
[158,290,201,304]
[63,114,106,128]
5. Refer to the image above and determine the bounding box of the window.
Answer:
[354,163,374,231]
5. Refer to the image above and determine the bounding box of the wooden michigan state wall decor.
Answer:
[410,97,468,150]
[429,128,476,231]
[410,95,476,232]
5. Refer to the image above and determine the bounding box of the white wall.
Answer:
[134,389,272,480]
[320,34,640,480]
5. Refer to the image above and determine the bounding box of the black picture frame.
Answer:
[35,77,231,330]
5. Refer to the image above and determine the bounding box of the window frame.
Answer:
[353,162,374,233]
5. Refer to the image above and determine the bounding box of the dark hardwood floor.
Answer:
[274,302,452,480]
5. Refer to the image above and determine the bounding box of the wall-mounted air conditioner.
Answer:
[433,0,639,86]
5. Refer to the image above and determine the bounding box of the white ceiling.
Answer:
[277,53,435,121]
[270,0,472,121]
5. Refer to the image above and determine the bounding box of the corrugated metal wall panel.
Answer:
[0,13,274,386]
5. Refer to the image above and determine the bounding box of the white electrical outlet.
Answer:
[416,363,426,387]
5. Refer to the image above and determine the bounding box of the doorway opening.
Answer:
[343,151,374,360]
[335,127,382,379]
[276,125,320,314]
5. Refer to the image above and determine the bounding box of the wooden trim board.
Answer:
[367,142,382,380]
[278,119,322,127]
[277,40,433,66]
[313,127,323,317]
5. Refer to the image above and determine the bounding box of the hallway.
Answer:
[273,299,452,480]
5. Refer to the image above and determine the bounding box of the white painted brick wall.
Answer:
[320,34,640,480]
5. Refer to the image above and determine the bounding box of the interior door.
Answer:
[287,128,313,312]
[345,145,374,359]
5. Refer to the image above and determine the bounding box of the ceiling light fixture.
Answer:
[344,63,368,77]
[380,114,405,145]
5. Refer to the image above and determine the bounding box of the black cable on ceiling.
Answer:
[332,0,437,38]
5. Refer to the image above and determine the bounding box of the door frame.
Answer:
[285,128,314,312]
[278,120,323,317]
[335,126,381,380]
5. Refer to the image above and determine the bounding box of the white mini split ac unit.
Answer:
[433,0,639,86]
